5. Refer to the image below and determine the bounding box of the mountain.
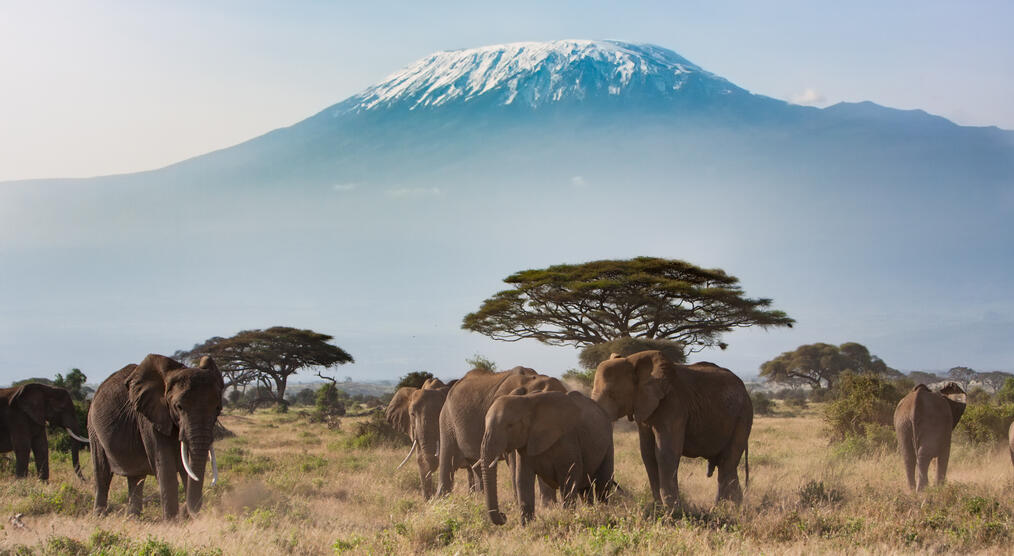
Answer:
[1,40,1012,383]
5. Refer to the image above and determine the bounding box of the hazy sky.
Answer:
[1,0,1012,182]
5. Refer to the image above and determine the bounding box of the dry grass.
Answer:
[1,402,1013,555]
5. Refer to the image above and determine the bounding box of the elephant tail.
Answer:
[744,442,749,489]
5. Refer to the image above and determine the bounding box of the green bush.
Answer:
[344,411,408,449]
[751,391,774,415]
[824,372,902,441]
[315,383,347,417]
[995,378,1014,404]
[831,424,895,459]
[958,403,1014,445]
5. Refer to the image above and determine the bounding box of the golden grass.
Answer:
[2,402,1013,555]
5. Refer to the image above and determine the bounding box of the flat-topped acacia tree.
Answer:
[176,326,354,404]
[462,257,794,357]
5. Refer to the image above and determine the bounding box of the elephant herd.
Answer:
[1,349,1012,525]
[385,350,753,524]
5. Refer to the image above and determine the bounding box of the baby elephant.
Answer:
[893,382,966,491]
[480,390,614,525]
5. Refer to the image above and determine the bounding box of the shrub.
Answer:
[345,411,408,449]
[798,480,844,507]
[315,383,347,417]
[967,387,992,405]
[995,378,1014,404]
[958,403,1014,445]
[831,424,895,459]
[751,391,774,415]
[562,368,595,390]
[784,390,809,409]
[397,371,435,389]
[824,372,902,440]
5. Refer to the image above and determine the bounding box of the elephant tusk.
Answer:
[396,439,418,471]
[181,442,201,482]
[210,446,218,486]
[65,428,90,443]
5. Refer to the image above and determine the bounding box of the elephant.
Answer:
[385,377,452,498]
[1009,420,1014,470]
[88,354,224,519]
[893,382,966,491]
[591,350,752,509]
[436,366,566,498]
[480,390,615,525]
[0,383,90,481]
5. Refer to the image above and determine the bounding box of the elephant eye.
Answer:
[174,403,182,412]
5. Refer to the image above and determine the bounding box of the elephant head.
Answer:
[591,350,672,423]
[937,382,966,429]
[125,354,224,515]
[480,392,580,525]
[10,383,89,479]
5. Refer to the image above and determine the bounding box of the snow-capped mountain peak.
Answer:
[344,39,742,112]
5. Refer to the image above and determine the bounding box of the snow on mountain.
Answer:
[343,39,743,113]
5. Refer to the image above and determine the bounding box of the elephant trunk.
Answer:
[182,429,213,515]
[480,434,507,525]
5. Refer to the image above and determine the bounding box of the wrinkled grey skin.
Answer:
[893,382,966,491]
[481,390,615,526]
[436,366,566,498]
[385,378,452,499]
[89,354,223,519]
[0,384,86,481]
[592,351,752,509]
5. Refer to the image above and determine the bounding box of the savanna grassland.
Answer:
[2,403,1013,555]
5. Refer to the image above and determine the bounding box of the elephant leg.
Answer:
[12,432,31,479]
[915,453,932,492]
[936,442,951,486]
[654,423,685,510]
[899,434,917,491]
[538,477,558,506]
[716,459,742,505]
[516,458,536,525]
[155,450,180,519]
[637,423,662,505]
[592,447,615,503]
[436,429,455,497]
[31,432,49,482]
[126,475,145,517]
[92,444,113,515]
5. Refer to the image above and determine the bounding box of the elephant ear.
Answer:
[126,354,184,436]
[10,383,48,426]
[938,382,967,429]
[527,395,581,456]
[385,387,417,437]
[198,356,225,390]
[633,352,672,423]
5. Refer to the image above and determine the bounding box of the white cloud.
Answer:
[332,183,358,192]
[789,88,827,106]
[385,187,443,199]
[570,175,588,188]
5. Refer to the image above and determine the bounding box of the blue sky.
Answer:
[1,1,1012,182]
[0,1,1011,385]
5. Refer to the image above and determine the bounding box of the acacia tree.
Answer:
[760,342,894,390]
[462,257,793,355]
[177,326,354,404]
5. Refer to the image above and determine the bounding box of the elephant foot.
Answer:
[488,510,507,526]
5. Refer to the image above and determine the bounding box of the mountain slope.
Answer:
[1,40,1012,383]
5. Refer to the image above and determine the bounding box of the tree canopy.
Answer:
[462,257,794,355]
[176,326,354,403]
[54,368,91,401]
[760,342,895,390]
[396,371,436,389]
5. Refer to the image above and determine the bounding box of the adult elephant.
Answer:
[893,382,966,491]
[480,390,614,525]
[385,378,453,499]
[591,351,752,508]
[0,383,90,481]
[89,354,224,519]
[436,366,566,497]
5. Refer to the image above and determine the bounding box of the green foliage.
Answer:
[396,371,436,389]
[578,337,686,370]
[958,403,1014,445]
[824,371,903,441]
[315,383,346,417]
[345,411,408,449]
[967,387,992,404]
[53,369,91,401]
[11,482,92,516]
[831,424,895,459]
[761,341,895,390]
[464,354,496,371]
[751,391,774,415]
[333,535,364,554]
[995,378,1014,404]
[462,257,793,353]
[176,326,354,402]
[561,368,595,390]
